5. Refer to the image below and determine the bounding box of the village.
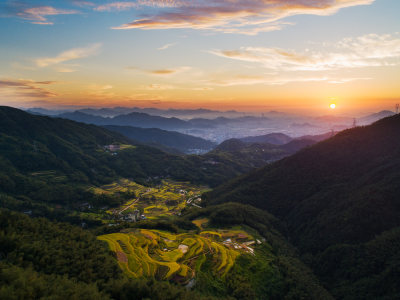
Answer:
[86,178,207,222]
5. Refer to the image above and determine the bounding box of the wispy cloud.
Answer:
[13,6,78,25]
[72,1,95,8]
[157,43,176,50]
[145,83,175,90]
[35,44,101,68]
[151,69,176,75]
[127,66,191,76]
[209,33,400,71]
[95,0,180,12]
[112,0,374,34]
[207,75,371,86]
[0,79,57,99]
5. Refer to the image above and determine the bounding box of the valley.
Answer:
[0,106,399,300]
[1,1,399,297]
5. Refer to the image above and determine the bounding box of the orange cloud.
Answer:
[113,0,375,34]
[128,66,191,76]
[0,79,57,99]
[151,69,176,75]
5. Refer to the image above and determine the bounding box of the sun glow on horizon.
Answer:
[0,0,399,112]
[330,103,336,109]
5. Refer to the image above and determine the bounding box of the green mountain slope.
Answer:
[204,114,400,298]
[206,115,400,250]
[0,106,279,209]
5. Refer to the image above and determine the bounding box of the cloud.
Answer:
[95,0,180,12]
[35,43,101,67]
[14,6,78,25]
[209,33,400,71]
[0,79,57,99]
[127,66,191,76]
[112,0,374,34]
[150,69,176,75]
[149,66,190,75]
[157,43,176,50]
[207,75,371,86]
[145,83,175,90]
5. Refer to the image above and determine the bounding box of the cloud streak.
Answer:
[128,66,191,76]
[95,0,180,12]
[112,0,375,34]
[157,43,176,50]
[207,75,371,86]
[0,79,57,99]
[35,43,101,68]
[210,33,400,71]
[13,6,78,25]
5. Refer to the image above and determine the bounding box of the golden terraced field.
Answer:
[98,228,255,282]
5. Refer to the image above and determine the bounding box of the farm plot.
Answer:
[98,228,254,283]
[91,179,206,219]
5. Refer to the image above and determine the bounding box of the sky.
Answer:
[0,0,399,114]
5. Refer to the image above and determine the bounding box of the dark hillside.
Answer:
[206,114,400,251]
[205,114,400,298]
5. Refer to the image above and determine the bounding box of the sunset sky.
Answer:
[0,0,399,113]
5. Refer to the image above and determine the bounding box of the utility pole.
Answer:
[396,104,399,114]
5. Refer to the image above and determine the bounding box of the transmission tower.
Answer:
[352,118,357,128]
[396,103,399,114]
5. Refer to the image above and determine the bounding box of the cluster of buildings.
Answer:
[121,209,146,222]
[222,238,264,255]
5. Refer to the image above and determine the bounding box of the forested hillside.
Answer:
[0,107,264,204]
[205,114,400,299]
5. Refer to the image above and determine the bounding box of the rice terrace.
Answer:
[90,178,208,220]
[98,227,262,283]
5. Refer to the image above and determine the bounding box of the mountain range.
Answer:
[1,105,399,299]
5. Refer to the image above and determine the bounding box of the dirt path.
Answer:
[118,199,139,214]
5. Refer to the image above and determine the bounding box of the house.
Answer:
[104,144,121,151]
[123,209,140,222]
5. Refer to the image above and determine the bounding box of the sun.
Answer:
[330,103,336,109]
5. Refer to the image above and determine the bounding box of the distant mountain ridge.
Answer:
[239,131,334,145]
[103,125,216,154]
[57,111,190,130]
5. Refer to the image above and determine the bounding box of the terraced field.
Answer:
[90,179,207,219]
[98,228,255,283]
